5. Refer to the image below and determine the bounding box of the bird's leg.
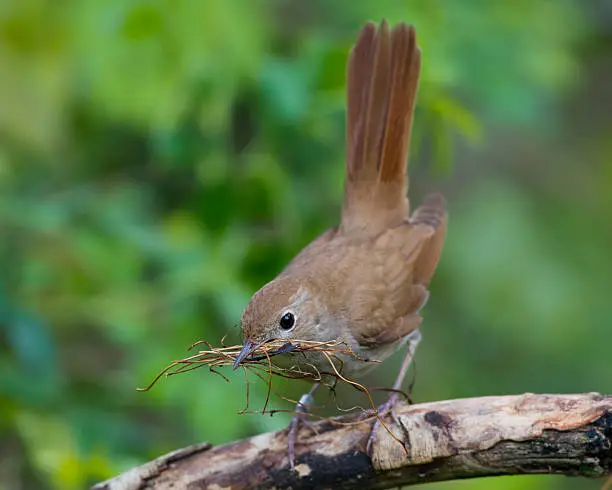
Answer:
[288,383,319,469]
[366,329,421,454]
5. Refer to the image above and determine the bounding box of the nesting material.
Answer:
[138,338,410,453]
[138,338,378,393]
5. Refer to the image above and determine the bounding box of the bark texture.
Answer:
[93,393,612,489]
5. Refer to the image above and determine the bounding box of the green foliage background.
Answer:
[1,1,611,488]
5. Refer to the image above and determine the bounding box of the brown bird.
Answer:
[234,20,447,467]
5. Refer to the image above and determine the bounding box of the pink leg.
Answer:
[366,329,421,454]
[288,383,319,469]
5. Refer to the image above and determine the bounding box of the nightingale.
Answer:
[234,20,447,467]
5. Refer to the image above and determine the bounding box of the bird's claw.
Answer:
[288,390,318,469]
[366,393,403,455]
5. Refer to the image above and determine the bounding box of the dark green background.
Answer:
[1,1,611,489]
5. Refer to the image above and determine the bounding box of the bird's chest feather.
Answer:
[272,317,407,382]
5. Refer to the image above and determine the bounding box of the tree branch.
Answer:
[93,393,612,490]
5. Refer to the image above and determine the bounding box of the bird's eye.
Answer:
[279,312,295,330]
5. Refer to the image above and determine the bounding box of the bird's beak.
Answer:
[233,338,257,370]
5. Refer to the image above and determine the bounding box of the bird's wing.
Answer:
[351,194,446,347]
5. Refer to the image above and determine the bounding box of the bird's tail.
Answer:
[341,21,421,236]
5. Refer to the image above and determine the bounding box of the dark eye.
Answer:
[279,312,295,330]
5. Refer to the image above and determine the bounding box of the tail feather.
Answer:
[342,21,421,236]
[379,24,420,184]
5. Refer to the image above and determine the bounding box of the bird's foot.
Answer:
[288,387,319,469]
[366,392,404,456]
[365,331,420,456]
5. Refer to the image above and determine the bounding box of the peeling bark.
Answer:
[93,393,612,490]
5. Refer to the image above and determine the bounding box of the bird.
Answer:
[233,19,447,468]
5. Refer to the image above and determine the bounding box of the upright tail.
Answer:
[341,21,421,236]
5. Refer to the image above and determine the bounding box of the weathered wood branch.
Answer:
[93,393,612,490]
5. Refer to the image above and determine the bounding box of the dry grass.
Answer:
[138,338,410,454]
[138,338,376,393]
